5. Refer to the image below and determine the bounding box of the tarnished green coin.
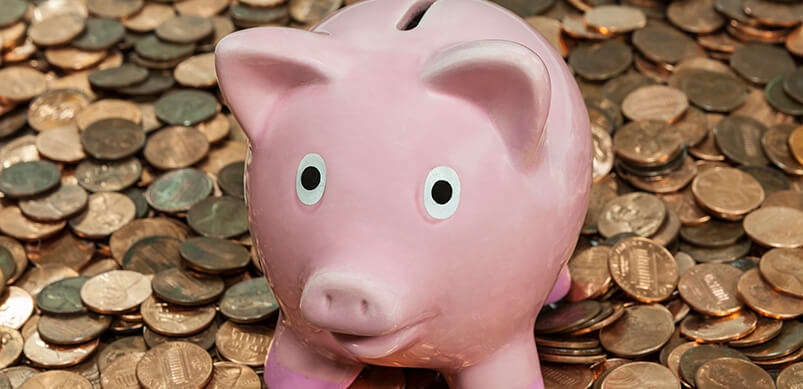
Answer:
[151,267,224,306]
[0,161,61,198]
[219,278,278,323]
[72,18,125,51]
[134,34,196,62]
[81,118,146,160]
[730,43,795,85]
[37,313,111,345]
[179,236,250,275]
[154,89,218,126]
[0,0,27,27]
[35,276,89,314]
[229,3,289,27]
[123,188,149,218]
[76,157,142,193]
[490,0,554,17]
[187,196,249,239]
[155,15,213,44]
[143,318,218,350]
[632,24,705,65]
[0,237,25,284]
[217,161,244,199]
[677,69,747,112]
[122,235,183,275]
[117,72,175,96]
[714,115,769,166]
[783,67,803,104]
[19,184,88,222]
[88,64,149,90]
[145,168,213,213]
[0,246,15,284]
[766,75,803,116]
[568,40,632,81]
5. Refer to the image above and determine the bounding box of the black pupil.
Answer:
[431,180,452,205]
[301,166,321,190]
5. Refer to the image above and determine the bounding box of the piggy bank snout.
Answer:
[300,272,402,336]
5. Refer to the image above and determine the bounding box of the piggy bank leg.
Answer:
[444,336,544,389]
[265,313,364,389]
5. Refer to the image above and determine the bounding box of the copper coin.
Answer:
[598,192,666,238]
[87,0,143,18]
[145,168,213,213]
[109,217,191,263]
[777,361,803,389]
[788,126,803,166]
[762,124,803,175]
[174,53,216,88]
[694,357,773,389]
[679,310,757,343]
[568,302,625,336]
[156,15,213,44]
[75,157,142,193]
[141,296,215,336]
[151,267,223,306]
[0,326,21,370]
[187,196,249,239]
[219,277,278,323]
[680,220,744,248]
[584,5,646,34]
[122,235,183,275]
[0,206,65,242]
[19,371,91,389]
[561,14,610,40]
[144,126,210,170]
[179,236,250,275]
[27,89,89,132]
[619,157,697,194]
[609,237,678,303]
[659,188,711,226]
[143,318,218,351]
[27,232,94,272]
[583,176,618,235]
[19,184,87,222]
[733,89,796,129]
[215,321,273,367]
[739,320,803,361]
[136,341,213,389]
[75,99,141,131]
[122,2,175,32]
[99,351,144,389]
[714,115,769,167]
[81,258,120,277]
[195,113,230,144]
[536,300,600,334]
[80,270,151,314]
[679,239,751,263]
[613,120,683,166]
[667,0,724,34]
[0,237,25,284]
[622,86,688,124]
[737,268,803,319]
[689,127,726,162]
[730,43,795,85]
[37,313,110,345]
[201,361,262,389]
[567,246,612,302]
[524,16,567,58]
[599,304,674,358]
[541,363,594,389]
[81,118,145,161]
[197,140,247,175]
[647,210,682,248]
[679,345,749,387]
[788,26,803,56]
[742,0,803,27]
[728,316,783,347]
[678,263,743,316]
[744,207,803,248]
[44,47,107,71]
[676,69,748,113]
[174,0,230,18]
[69,192,135,238]
[35,127,85,163]
[632,24,706,65]
[0,161,60,198]
[569,40,632,81]
[600,362,679,389]
[289,0,339,24]
[536,337,599,350]
[0,287,36,328]
[691,168,764,217]
[665,340,699,379]
[759,248,803,297]
[23,332,98,369]
[28,14,85,47]
[97,336,146,373]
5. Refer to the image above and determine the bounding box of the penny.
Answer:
[682,240,753,264]
[600,362,679,389]
[0,161,60,198]
[18,371,91,389]
[0,207,65,242]
[632,24,705,65]
[568,302,625,336]
[1,366,37,388]
[69,192,135,238]
[75,99,141,131]
[728,316,783,347]
[88,64,149,90]
[219,277,278,323]
[680,220,744,248]
[569,40,632,81]
[753,346,803,367]
[583,5,645,34]
[667,0,724,34]
[739,164,792,195]
[759,248,803,298]
[215,321,273,367]
[136,341,213,389]
[198,140,247,175]
[80,270,151,314]
[677,69,747,113]
[37,313,110,345]
[678,263,743,316]
[680,310,757,343]
[122,2,175,32]
[0,237,25,284]
[583,176,618,235]
[287,0,336,23]
[28,14,85,47]
[536,337,599,350]
[599,304,674,358]
[766,75,803,116]
[109,218,190,263]
[75,157,142,193]
[665,340,698,381]
[0,0,26,27]
[730,43,795,85]
[618,157,697,194]
[123,235,183,275]
[154,89,218,127]
[187,196,249,239]
[27,89,89,133]
[679,345,749,387]
[744,207,803,248]
[713,115,769,167]
[739,320,803,361]
[135,33,197,63]
[179,236,250,275]
[597,192,666,238]
[35,127,85,164]
[785,68,803,104]
[566,246,612,302]
[535,300,600,334]
[524,16,566,58]
[145,168,213,213]
[540,345,603,357]
[175,0,231,18]
[96,336,146,373]
[609,237,678,303]
[694,357,773,389]
[81,258,120,277]
[762,124,803,175]
[99,351,144,389]
[156,15,213,44]
[81,118,145,161]
[144,126,210,170]
[659,188,710,226]
[203,361,261,389]
[87,0,143,18]
[0,287,32,331]
[35,276,88,314]
[691,168,764,218]
[613,120,682,166]
[174,53,216,88]
[23,332,98,369]
[742,0,803,27]
[151,267,223,306]
[777,362,803,389]
[738,268,803,319]
[789,25,803,56]
[622,86,688,124]
[18,184,87,224]
[117,72,176,96]
[143,318,218,350]
[672,107,709,148]
[216,161,244,200]
[141,295,215,336]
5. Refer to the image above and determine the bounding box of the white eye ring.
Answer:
[296,153,326,205]
[424,166,460,220]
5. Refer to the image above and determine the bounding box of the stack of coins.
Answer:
[0,0,800,387]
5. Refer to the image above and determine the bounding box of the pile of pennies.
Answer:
[0,0,799,387]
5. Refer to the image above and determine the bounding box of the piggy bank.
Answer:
[215,0,591,387]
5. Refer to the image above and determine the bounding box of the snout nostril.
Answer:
[325,293,333,307]
[360,299,369,315]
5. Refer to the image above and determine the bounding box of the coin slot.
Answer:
[397,0,435,31]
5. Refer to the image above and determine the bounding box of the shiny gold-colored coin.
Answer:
[691,168,764,218]
[140,296,216,336]
[23,332,98,368]
[679,310,757,343]
[215,321,273,367]
[69,192,136,239]
[759,248,803,297]
[599,304,674,358]
[609,237,678,303]
[744,207,803,248]
[19,370,91,389]
[598,192,666,238]
[80,270,151,314]
[678,263,743,316]
[136,341,213,389]
[204,361,261,389]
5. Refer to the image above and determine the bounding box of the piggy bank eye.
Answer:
[297,153,326,205]
[424,166,460,220]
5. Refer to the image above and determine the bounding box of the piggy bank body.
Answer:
[215,0,591,387]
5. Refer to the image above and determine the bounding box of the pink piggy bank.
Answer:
[215,0,591,387]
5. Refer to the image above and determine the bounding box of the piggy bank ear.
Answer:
[421,40,551,170]
[215,28,342,143]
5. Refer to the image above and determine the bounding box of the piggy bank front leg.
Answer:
[265,312,364,389]
[443,335,544,389]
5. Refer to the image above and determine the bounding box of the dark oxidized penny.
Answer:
[0,248,14,285]
[678,263,743,316]
[229,3,289,28]
[19,184,88,222]
[730,43,795,85]
[694,357,774,389]
[144,126,210,170]
[72,18,125,51]
[759,248,803,298]
[217,161,245,199]
[37,313,110,345]
[26,232,93,271]
[88,64,149,90]
[777,361,803,389]
[783,68,803,104]
[122,235,183,275]
[738,165,790,197]
[535,300,600,335]
[179,236,250,275]
[738,268,803,319]
[560,301,614,334]
[35,276,88,314]
[742,0,803,28]
[679,345,749,387]
[0,161,60,198]
[659,188,711,226]
[667,0,724,34]
[677,69,747,112]
[609,237,678,303]
[568,40,632,81]
[766,75,803,116]
[154,89,218,126]
[219,277,278,323]
[599,304,674,358]
[0,0,27,27]
[151,267,224,306]
[602,72,654,105]
[0,108,27,139]
[214,321,273,367]
[728,316,783,347]
[123,187,149,218]
[492,0,555,17]
[0,237,25,284]
[673,107,709,147]
[618,157,696,194]
[632,24,705,65]
[680,220,744,248]
[187,196,249,239]
[679,310,757,343]
[155,15,213,44]
[143,318,218,350]
[80,118,145,161]
[134,34,196,62]
[87,0,143,18]
[145,168,213,213]
[714,115,769,166]
[117,72,176,96]
[762,124,803,175]
[75,157,142,193]
[109,218,190,263]
[739,320,803,361]
[613,120,683,166]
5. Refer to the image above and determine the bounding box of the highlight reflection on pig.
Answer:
[215,0,591,387]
